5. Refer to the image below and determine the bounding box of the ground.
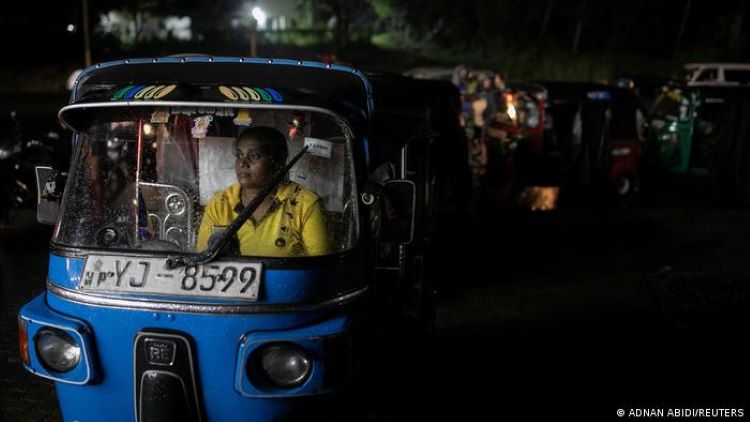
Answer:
[424,206,750,420]
[1,211,60,422]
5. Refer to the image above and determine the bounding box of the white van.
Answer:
[685,63,750,86]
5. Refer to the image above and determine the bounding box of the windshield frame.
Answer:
[53,101,362,262]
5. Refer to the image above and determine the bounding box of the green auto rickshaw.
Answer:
[645,86,701,173]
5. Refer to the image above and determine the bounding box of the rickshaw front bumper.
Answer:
[18,291,358,421]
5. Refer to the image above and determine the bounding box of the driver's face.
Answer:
[235,138,272,189]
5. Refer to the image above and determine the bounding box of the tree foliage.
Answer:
[6,0,750,67]
[372,0,750,60]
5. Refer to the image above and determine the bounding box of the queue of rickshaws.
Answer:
[441,68,553,210]
[540,81,645,204]
[17,56,471,421]
[452,71,644,209]
[401,66,648,210]
[530,79,750,207]
[421,66,646,210]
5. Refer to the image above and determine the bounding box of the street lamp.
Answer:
[252,7,266,27]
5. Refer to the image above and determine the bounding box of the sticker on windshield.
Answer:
[150,109,170,124]
[219,86,239,100]
[111,84,177,101]
[289,170,308,184]
[304,137,333,159]
[192,115,213,139]
[218,86,283,103]
[288,111,306,138]
[233,109,253,126]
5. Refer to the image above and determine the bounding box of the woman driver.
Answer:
[196,126,330,257]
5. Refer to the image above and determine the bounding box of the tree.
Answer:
[308,0,372,51]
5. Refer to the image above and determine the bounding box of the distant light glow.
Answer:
[99,12,192,42]
[252,7,267,27]
[164,16,192,40]
[518,186,559,211]
[67,24,76,33]
[505,95,517,121]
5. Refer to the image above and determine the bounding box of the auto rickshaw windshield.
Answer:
[55,106,359,258]
[649,92,686,121]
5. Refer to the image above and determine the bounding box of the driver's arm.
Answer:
[195,215,213,252]
[196,198,221,252]
[300,198,330,256]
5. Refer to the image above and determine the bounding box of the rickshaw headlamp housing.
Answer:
[249,343,311,389]
[35,328,81,373]
[526,113,540,128]
[524,101,540,128]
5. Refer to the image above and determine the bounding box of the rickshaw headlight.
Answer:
[35,328,81,373]
[659,132,678,144]
[250,343,311,389]
[524,103,540,128]
[526,114,540,128]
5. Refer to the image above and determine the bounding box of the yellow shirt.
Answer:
[196,182,330,257]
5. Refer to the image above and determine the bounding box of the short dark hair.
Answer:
[236,126,288,170]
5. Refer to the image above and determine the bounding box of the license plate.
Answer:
[80,255,262,300]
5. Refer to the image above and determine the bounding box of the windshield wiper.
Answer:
[166,146,309,269]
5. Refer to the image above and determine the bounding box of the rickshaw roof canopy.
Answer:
[536,81,637,104]
[69,57,372,113]
[60,57,443,170]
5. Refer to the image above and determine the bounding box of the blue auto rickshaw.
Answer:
[18,56,440,421]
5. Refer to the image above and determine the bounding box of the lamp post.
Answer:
[249,9,257,57]
[249,5,266,57]
[82,0,92,66]
[675,0,693,56]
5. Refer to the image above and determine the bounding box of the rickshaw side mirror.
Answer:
[35,166,63,225]
[379,180,416,244]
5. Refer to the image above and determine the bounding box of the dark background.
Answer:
[4,0,750,82]
[3,1,750,421]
